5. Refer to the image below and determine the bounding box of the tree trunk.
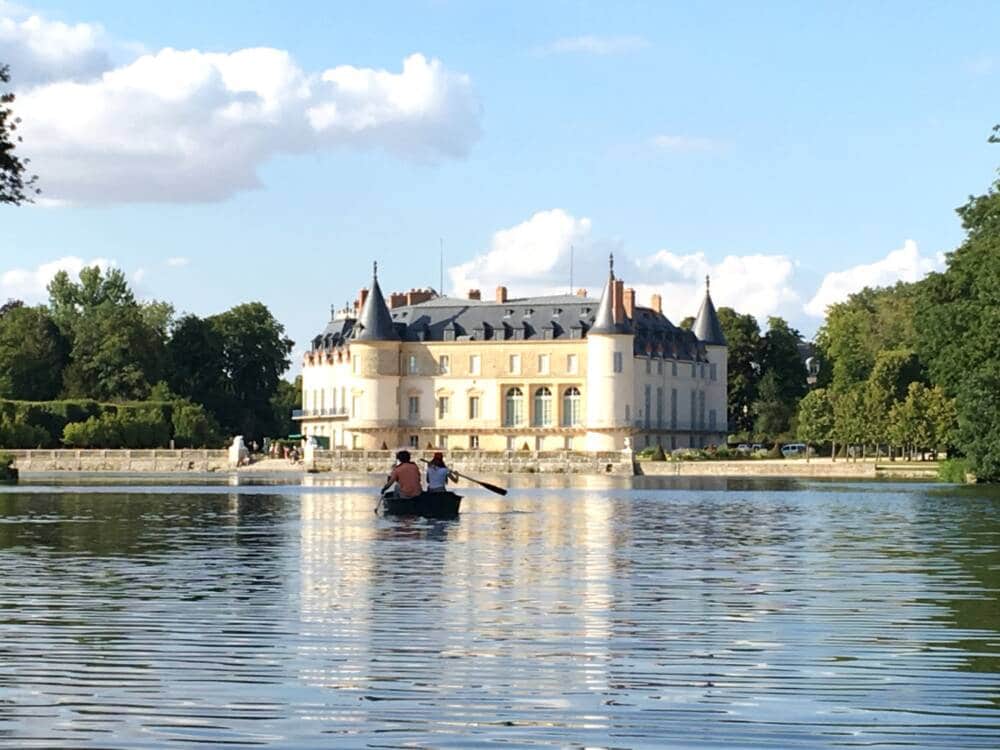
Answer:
[831,440,836,462]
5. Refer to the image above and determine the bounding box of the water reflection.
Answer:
[0,479,996,748]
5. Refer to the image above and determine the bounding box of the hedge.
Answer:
[0,399,222,449]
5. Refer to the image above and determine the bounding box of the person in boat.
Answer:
[382,450,423,499]
[426,451,458,492]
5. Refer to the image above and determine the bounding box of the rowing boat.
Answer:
[378,490,462,519]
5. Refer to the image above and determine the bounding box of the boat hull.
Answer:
[380,490,462,519]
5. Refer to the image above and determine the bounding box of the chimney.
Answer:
[406,288,435,306]
[389,292,407,309]
[623,287,636,320]
[358,287,369,310]
[468,289,481,300]
[650,293,662,314]
[496,285,508,303]
[576,288,588,297]
[612,279,625,323]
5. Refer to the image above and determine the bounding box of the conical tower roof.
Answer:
[692,275,726,346]
[353,262,399,341]
[589,253,633,335]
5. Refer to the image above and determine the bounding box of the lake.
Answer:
[0,474,997,748]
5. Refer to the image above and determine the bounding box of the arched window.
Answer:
[504,387,524,426]
[533,387,552,426]
[562,387,581,427]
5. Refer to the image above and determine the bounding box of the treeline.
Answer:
[718,127,998,478]
[0,266,300,448]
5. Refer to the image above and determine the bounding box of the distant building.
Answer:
[297,256,728,451]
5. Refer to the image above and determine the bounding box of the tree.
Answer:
[796,388,834,460]
[864,349,924,456]
[48,266,166,400]
[0,305,68,400]
[167,314,228,418]
[916,127,1000,478]
[833,386,867,460]
[749,317,807,439]
[209,302,293,441]
[717,307,761,434]
[751,370,794,441]
[1,64,39,204]
[270,376,302,440]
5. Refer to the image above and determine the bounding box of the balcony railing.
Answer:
[292,408,349,419]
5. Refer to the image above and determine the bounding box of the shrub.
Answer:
[62,410,170,449]
[171,402,222,448]
[938,458,972,484]
[0,418,50,448]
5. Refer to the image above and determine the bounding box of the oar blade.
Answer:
[472,479,507,496]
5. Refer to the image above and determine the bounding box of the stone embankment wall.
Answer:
[307,449,635,475]
[9,449,229,472]
[637,458,878,478]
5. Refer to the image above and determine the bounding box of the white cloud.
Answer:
[0,255,114,303]
[165,256,189,267]
[447,209,800,324]
[5,7,481,203]
[448,209,596,295]
[650,134,719,152]
[804,239,940,317]
[0,6,112,84]
[534,34,649,56]
[634,251,800,323]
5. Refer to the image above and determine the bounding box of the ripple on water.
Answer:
[0,481,996,748]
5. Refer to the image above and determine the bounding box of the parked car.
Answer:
[780,443,808,458]
[736,443,752,454]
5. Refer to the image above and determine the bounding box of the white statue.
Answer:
[228,435,249,468]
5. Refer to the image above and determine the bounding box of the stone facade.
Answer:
[298,259,729,453]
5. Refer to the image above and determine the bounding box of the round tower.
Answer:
[692,275,728,444]
[345,262,401,450]
[585,255,635,451]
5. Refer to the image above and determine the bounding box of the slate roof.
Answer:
[692,278,726,346]
[308,261,716,361]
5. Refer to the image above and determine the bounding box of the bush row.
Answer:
[0,399,223,449]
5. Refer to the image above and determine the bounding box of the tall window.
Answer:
[657,359,663,375]
[538,354,550,375]
[613,351,623,373]
[509,354,521,374]
[699,390,706,429]
[644,385,651,428]
[408,354,418,374]
[562,387,582,426]
[408,396,420,419]
[533,387,553,426]
[437,434,448,449]
[671,388,678,429]
[469,435,479,449]
[672,362,678,377]
[690,391,697,430]
[438,396,450,419]
[504,387,524,426]
[656,387,664,427]
[567,353,578,374]
[710,363,717,381]
[646,358,651,374]
[469,354,481,375]
[691,363,696,378]
[351,395,361,418]
[709,409,717,430]
[469,396,480,419]
[409,435,419,448]
[439,355,450,374]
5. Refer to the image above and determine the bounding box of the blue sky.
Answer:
[1,0,998,371]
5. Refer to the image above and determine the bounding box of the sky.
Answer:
[1,0,998,373]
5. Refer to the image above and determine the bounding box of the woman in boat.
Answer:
[426,451,458,493]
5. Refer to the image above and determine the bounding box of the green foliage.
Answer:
[1,64,39,204]
[888,383,957,455]
[49,266,168,400]
[833,386,867,450]
[269,376,302,440]
[637,444,667,460]
[0,305,68,400]
[916,142,1000,478]
[938,458,972,484]
[0,417,49,448]
[796,387,834,449]
[62,409,170,449]
[717,307,761,433]
[752,370,795,440]
[171,401,222,448]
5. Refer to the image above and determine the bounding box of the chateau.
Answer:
[296,257,728,452]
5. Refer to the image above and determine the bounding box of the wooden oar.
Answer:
[420,458,507,496]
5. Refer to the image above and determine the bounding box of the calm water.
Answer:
[0,475,997,749]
